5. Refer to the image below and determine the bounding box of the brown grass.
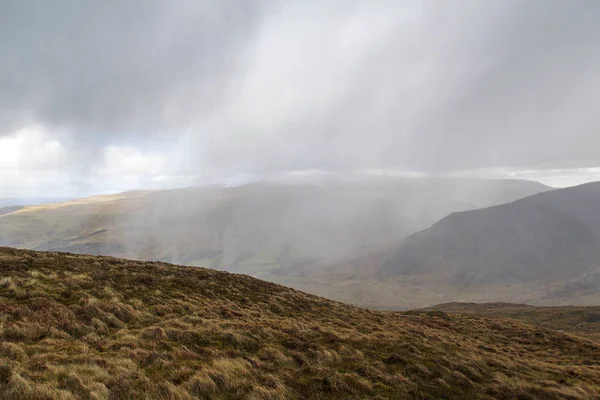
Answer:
[0,247,599,399]
[426,302,600,339]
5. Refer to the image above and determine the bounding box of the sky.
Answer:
[1,0,600,197]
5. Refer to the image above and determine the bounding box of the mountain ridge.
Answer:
[382,181,600,283]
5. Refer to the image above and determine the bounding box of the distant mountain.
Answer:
[269,182,600,309]
[382,181,600,283]
[0,196,71,207]
[0,178,549,279]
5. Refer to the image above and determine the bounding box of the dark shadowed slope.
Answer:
[382,181,600,283]
[1,247,600,399]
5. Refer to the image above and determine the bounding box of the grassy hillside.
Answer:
[0,206,24,216]
[1,247,600,399]
[426,303,600,339]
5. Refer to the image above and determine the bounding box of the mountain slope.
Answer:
[1,247,600,399]
[382,181,600,283]
[0,178,550,279]
[268,182,600,309]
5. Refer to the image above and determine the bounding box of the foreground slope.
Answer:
[1,248,600,399]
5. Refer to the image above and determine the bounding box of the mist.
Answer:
[0,178,550,273]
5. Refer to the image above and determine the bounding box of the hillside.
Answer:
[381,181,600,283]
[0,206,24,217]
[1,247,600,399]
[0,178,549,280]
[426,303,600,339]
[269,182,600,309]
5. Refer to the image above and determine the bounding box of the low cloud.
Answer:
[2,0,599,196]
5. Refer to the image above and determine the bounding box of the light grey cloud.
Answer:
[415,0,600,171]
[1,0,599,196]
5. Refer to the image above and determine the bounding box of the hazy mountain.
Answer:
[0,178,549,278]
[267,182,600,309]
[0,197,72,207]
[382,181,600,283]
[1,247,599,399]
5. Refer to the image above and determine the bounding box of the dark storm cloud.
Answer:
[1,0,599,178]
[0,0,263,137]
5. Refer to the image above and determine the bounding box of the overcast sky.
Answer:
[1,0,600,197]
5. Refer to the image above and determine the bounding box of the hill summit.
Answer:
[0,247,599,399]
